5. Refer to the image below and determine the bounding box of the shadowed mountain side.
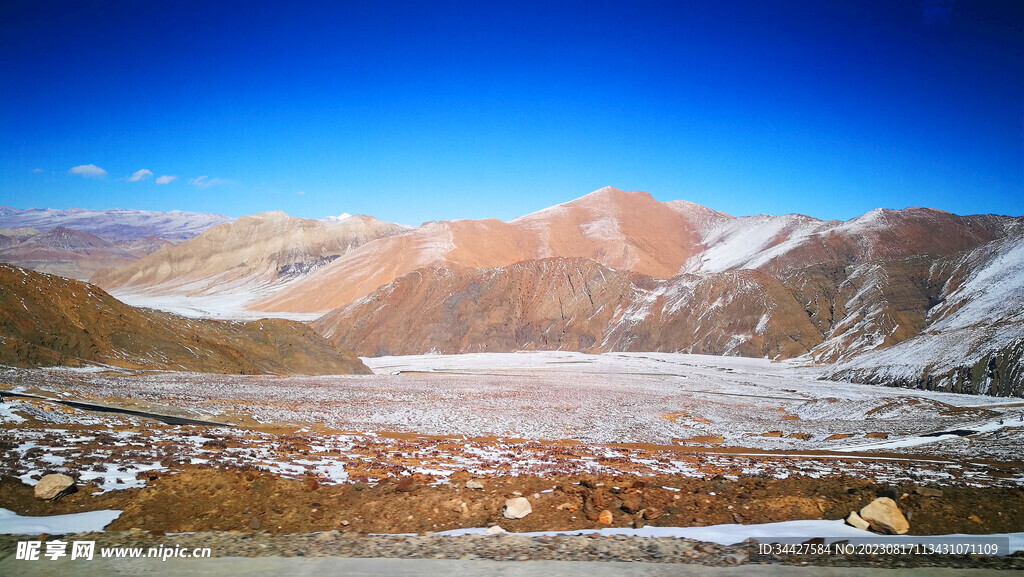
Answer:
[91,212,407,295]
[312,258,821,358]
[0,264,370,375]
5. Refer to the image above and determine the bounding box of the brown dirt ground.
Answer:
[3,468,1022,536]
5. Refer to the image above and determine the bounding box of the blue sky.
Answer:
[1,1,1021,224]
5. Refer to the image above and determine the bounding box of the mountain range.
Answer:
[3,188,1022,395]
[0,207,232,280]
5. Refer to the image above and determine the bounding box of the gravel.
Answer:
[1,531,1021,570]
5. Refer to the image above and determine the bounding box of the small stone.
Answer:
[846,511,871,531]
[643,506,662,520]
[395,476,415,492]
[598,510,613,524]
[859,497,910,535]
[620,492,644,514]
[484,525,507,535]
[503,497,532,519]
[913,487,943,498]
[34,474,75,500]
[249,516,262,530]
[465,479,484,490]
[340,520,350,526]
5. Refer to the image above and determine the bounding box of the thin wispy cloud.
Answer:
[155,175,177,184]
[296,190,306,195]
[126,169,153,182]
[189,175,228,188]
[31,168,44,174]
[69,164,107,178]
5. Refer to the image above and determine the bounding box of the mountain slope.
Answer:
[313,258,821,359]
[90,212,408,303]
[256,187,722,313]
[0,264,369,375]
[825,230,1024,396]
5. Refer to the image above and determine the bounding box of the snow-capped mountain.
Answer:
[0,206,232,241]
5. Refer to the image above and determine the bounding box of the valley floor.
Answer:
[1,352,1022,568]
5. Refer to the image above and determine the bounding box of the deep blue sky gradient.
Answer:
[2,1,1022,224]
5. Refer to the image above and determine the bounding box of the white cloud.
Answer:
[296,190,306,195]
[189,176,228,188]
[126,169,153,182]
[31,168,44,174]
[69,164,107,178]
[155,175,177,184]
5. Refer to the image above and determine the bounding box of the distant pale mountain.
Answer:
[0,206,231,241]
[0,206,232,279]
[90,211,409,309]
[0,227,138,280]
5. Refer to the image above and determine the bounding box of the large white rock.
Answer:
[502,497,532,519]
[860,497,910,535]
[34,474,75,500]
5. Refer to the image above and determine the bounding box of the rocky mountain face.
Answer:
[0,264,369,375]
[313,258,822,359]
[824,230,1024,396]
[90,212,408,298]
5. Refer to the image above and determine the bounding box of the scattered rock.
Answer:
[465,479,484,490]
[913,487,943,498]
[316,530,340,541]
[859,497,910,535]
[484,525,507,535]
[598,510,613,524]
[503,497,532,519]
[555,502,576,511]
[249,516,262,530]
[620,492,644,514]
[642,506,663,520]
[33,474,75,500]
[846,511,871,531]
[395,476,415,492]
